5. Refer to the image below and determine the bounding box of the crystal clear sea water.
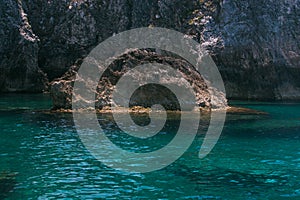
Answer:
[0,94,299,199]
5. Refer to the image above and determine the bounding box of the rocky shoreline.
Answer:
[47,105,267,116]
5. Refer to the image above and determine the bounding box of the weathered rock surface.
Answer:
[0,0,46,92]
[50,49,227,109]
[0,0,299,103]
[215,0,300,100]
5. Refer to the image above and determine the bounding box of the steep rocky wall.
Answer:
[215,0,300,99]
[0,0,46,92]
[0,0,299,100]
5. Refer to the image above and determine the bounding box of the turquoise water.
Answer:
[0,94,299,199]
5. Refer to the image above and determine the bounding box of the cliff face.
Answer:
[0,0,299,100]
[216,0,300,100]
[0,0,46,92]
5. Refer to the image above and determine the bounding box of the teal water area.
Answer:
[0,94,299,199]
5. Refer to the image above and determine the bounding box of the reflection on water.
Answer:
[0,94,299,199]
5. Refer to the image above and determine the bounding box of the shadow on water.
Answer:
[0,171,17,199]
[168,164,289,193]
